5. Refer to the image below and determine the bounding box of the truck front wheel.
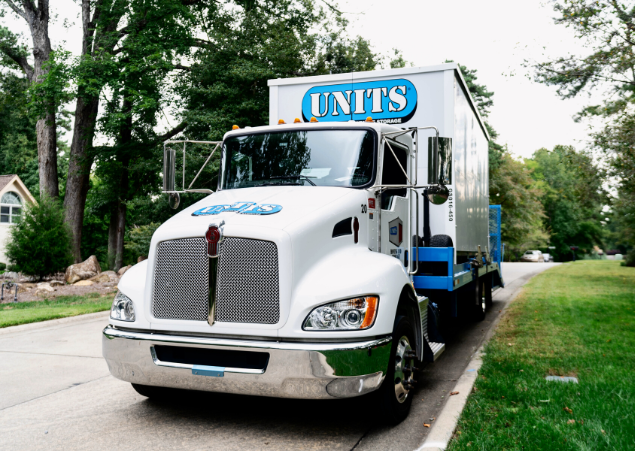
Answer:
[132,383,170,399]
[375,315,417,424]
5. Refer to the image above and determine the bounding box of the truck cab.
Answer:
[103,64,504,424]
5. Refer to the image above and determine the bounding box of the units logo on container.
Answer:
[301,79,417,124]
[192,202,282,216]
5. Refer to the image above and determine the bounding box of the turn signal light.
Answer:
[310,117,319,122]
[360,296,379,329]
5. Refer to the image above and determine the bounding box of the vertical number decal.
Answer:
[361,204,367,214]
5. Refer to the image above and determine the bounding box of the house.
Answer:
[0,175,37,265]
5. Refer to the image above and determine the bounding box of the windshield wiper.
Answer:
[269,175,317,186]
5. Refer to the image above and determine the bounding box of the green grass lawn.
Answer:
[448,261,635,450]
[0,292,112,328]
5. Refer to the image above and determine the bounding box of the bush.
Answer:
[125,223,160,263]
[0,262,6,271]
[5,195,73,280]
[623,249,635,267]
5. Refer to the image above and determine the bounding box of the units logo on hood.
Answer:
[192,202,282,216]
[302,79,417,124]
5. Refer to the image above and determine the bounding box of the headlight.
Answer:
[110,291,135,322]
[303,296,379,331]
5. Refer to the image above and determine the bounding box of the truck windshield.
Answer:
[221,129,375,189]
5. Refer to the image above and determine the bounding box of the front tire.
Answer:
[132,383,169,399]
[375,315,417,424]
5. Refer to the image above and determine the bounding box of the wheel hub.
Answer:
[394,335,416,403]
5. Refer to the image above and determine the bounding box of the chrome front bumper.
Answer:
[102,326,391,400]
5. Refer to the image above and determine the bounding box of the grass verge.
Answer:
[448,261,635,450]
[0,292,112,328]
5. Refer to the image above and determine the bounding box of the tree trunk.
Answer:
[107,204,118,270]
[64,94,99,262]
[23,1,59,198]
[36,112,59,198]
[114,201,127,272]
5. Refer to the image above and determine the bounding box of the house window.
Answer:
[1,192,22,224]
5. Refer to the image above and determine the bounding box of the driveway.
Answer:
[0,263,557,451]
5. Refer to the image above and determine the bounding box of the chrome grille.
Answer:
[152,238,209,321]
[152,237,280,324]
[216,238,280,324]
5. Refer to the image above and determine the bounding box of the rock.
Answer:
[49,280,64,287]
[103,281,118,287]
[137,256,147,263]
[74,280,95,286]
[89,273,111,283]
[65,255,101,284]
[2,271,19,280]
[101,270,118,281]
[36,282,55,292]
[118,265,132,276]
[17,282,36,293]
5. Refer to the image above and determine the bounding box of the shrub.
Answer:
[125,223,160,263]
[623,249,635,267]
[5,195,73,280]
[0,262,6,271]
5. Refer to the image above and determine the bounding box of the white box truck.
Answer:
[103,63,504,424]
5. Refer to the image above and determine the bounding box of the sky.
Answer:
[339,0,602,158]
[2,0,603,159]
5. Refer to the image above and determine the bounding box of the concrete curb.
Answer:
[0,310,110,336]
[414,268,550,451]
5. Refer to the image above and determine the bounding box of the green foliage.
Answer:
[0,262,6,270]
[624,249,635,267]
[490,153,548,259]
[534,1,634,256]
[125,223,161,261]
[527,145,606,260]
[5,196,72,279]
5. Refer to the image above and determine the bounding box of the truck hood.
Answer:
[159,186,359,233]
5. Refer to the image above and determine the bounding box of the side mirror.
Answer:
[427,137,452,186]
[425,184,450,205]
[163,146,176,192]
[168,192,180,210]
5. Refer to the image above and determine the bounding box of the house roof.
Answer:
[0,175,17,192]
[0,174,36,205]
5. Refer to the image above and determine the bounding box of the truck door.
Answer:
[377,137,412,272]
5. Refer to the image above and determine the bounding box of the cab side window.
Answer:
[381,139,408,209]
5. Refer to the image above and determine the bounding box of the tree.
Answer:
[5,195,72,279]
[533,0,634,254]
[0,14,58,198]
[527,145,606,260]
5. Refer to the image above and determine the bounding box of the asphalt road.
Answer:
[0,263,557,451]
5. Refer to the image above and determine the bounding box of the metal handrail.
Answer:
[408,187,419,275]
[163,140,222,194]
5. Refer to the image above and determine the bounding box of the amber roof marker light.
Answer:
[231,125,239,130]
[365,117,373,122]
[310,117,319,123]
[278,119,286,125]
[294,118,301,123]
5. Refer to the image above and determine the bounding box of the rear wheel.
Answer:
[376,315,417,424]
[473,279,486,321]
